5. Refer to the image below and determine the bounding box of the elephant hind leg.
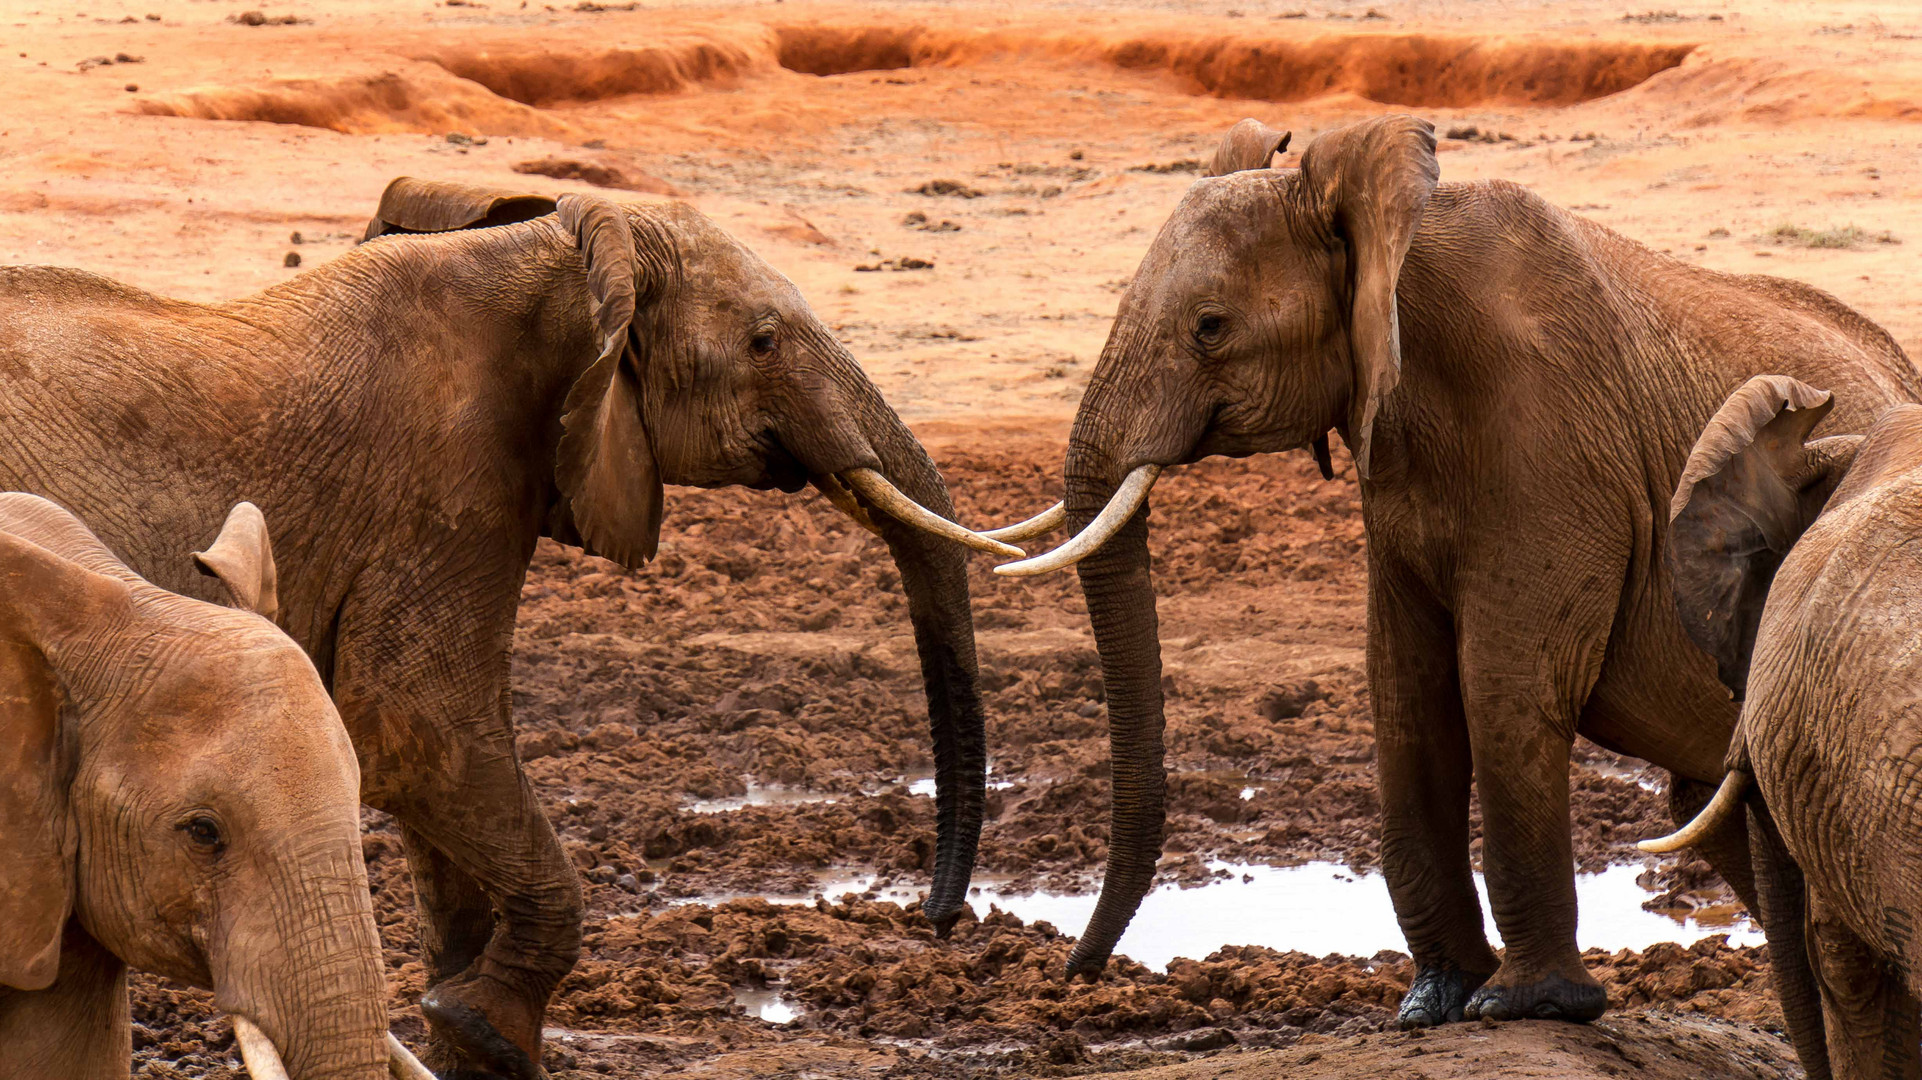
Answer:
[1809,902,1919,1080]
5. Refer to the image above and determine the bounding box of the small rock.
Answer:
[283,251,301,267]
[123,83,138,92]
[289,230,303,244]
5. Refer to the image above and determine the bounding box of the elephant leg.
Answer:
[1458,706,1605,1021]
[0,925,128,1080]
[1808,902,1919,1080]
[1746,801,1830,1080]
[337,588,583,1080]
[1370,570,1498,1028]
[389,766,582,1080]
[401,823,498,985]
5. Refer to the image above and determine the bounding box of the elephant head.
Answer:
[0,496,427,1080]
[984,115,1439,974]
[1642,375,1862,854]
[363,180,1004,928]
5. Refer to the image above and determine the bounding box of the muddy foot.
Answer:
[1396,966,1490,1028]
[419,984,545,1080]
[1463,973,1609,1022]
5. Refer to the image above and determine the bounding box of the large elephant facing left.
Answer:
[0,180,1007,1079]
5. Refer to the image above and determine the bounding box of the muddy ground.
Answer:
[16,0,1916,1075]
[124,441,1780,1079]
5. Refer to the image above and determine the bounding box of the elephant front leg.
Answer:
[1458,712,1605,1021]
[1370,574,1498,1027]
[390,766,583,1080]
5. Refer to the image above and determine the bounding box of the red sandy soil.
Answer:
[13,0,1916,1075]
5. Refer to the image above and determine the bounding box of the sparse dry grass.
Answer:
[1763,223,1900,249]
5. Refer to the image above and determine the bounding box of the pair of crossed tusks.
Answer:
[233,1016,436,1079]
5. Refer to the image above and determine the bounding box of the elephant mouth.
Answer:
[747,430,812,493]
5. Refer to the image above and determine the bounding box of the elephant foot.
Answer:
[420,975,547,1080]
[1462,971,1608,1023]
[1396,965,1491,1029]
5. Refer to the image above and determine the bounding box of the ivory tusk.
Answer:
[993,465,1162,577]
[1638,771,1750,854]
[809,474,883,537]
[232,1016,292,1080]
[838,467,1026,558]
[982,502,1068,543]
[387,1032,438,1080]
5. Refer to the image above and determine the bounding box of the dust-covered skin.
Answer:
[1663,380,1922,1079]
[1016,112,1921,1030]
[0,496,391,1080]
[0,187,992,1077]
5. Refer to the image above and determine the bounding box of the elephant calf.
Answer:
[1655,375,1922,1079]
[0,495,429,1080]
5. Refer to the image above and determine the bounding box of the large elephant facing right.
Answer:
[1660,376,1922,1080]
[991,113,1922,1048]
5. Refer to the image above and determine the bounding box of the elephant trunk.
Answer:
[213,840,391,1080]
[818,358,988,932]
[1061,429,1166,976]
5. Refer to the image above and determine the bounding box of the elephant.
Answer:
[0,178,1011,1077]
[987,112,1922,1032]
[0,494,434,1080]
[1650,375,1922,1079]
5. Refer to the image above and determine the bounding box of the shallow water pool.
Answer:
[727,860,1758,972]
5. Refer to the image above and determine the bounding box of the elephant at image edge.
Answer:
[0,180,1007,1078]
[1656,376,1922,1080]
[0,495,433,1080]
[991,113,1921,1042]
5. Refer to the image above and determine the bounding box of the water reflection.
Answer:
[705,861,1760,971]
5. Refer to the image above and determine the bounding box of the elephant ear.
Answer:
[0,533,130,991]
[360,176,557,242]
[1298,115,1439,480]
[1668,375,1861,700]
[193,502,279,620]
[552,193,667,568]
[1206,118,1292,176]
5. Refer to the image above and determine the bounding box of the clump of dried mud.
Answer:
[127,446,1780,1079]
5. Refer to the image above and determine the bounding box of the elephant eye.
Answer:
[749,332,777,356]
[1194,313,1228,345]
[179,815,225,853]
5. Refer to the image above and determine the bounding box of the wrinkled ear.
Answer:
[1668,375,1859,700]
[1299,115,1439,480]
[360,176,557,242]
[193,502,279,620]
[1207,118,1292,176]
[0,533,127,991]
[552,193,666,568]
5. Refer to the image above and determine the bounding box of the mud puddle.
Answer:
[678,860,1759,973]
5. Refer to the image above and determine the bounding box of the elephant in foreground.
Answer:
[990,113,1922,1033]
[0,495,431,1080]
[1653,376,1922,1079]
[0,180,1008,1077]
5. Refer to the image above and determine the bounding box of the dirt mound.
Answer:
[1096,1011,1797,1080]
[1623,53,1922,126]
[773,23,1694,107]
[418,30,775,107]
[134,64,570,137]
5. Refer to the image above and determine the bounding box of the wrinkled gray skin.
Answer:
[1669,377,1922,1080]
[0,495,386,1080]
[0,181,988,1078]
[1051,113,1921,1036]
